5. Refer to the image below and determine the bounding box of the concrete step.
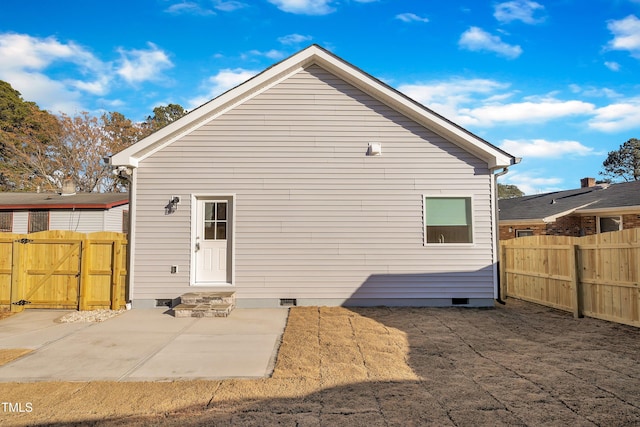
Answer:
[173,292,236,318]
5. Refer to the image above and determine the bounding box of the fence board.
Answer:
[0,231,127,311]
[501,229,640,328]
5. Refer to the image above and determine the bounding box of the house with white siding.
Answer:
[111,45,517,309]
[0,191,128,234]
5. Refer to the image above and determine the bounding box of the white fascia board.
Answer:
[575,205,640,215]
[541,202,598,223]
[499,219,546,226]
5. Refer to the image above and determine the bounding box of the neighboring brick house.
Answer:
[499,178,640,240]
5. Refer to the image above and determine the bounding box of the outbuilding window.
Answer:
[28,210,49,233]
[424,197,473,244]
[0,212,12,232]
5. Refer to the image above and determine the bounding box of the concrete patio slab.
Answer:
[0,308,288,382]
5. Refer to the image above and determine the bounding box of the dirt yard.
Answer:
[1,299,639,426]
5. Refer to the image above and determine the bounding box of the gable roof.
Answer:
[499,181,640,224]
[111,44,516,170]
[0,192,129,210]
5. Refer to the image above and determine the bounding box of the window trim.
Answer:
[422,195,475,246]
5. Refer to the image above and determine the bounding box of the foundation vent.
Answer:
[280,298,297,307]
[156,299,172,307]
[452,298,469,306]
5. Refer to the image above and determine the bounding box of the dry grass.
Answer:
[0,309,14,321]
[0,349,32,366]
[1,301,640,426]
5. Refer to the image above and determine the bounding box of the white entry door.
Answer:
[195,199,229,283]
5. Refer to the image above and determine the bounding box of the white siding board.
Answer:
[130,64,496,303]
[12,211,28,234]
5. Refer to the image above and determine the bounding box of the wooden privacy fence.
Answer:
[0,230,127,312]
[500,228,640,328]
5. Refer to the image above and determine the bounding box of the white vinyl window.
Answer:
[424,197,473,244]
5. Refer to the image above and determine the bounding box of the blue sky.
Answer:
[1,0,639,194]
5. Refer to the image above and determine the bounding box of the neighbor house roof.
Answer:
[111,44,516,170]
[499,181,640,224]
[0,192,129,210]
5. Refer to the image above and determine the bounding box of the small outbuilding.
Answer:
[111,45,517,308]
[0,191,129,234]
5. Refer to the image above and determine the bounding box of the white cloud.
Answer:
[165,2,216,15]
[494,0,545,24]
[604,61,621,71]
[212,0,247,12]
[501,172,564,195]
[245,49,286,60]
[606,15,640,57]
[398,76,640,133]
[459,100,595,126]
[0,33,109,113]
[399,78,511,119]
[116,43,173,84]
[569,84,621,99]
[165,0,246,15]
[396,13,429,23]
[267,0,335,15]
[0,33,102,73]
[458,27,522,59]
[278,34,313,45]
[189,68,258,108]
[589,100,640,132]
[499,139,594,158]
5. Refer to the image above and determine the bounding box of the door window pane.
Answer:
[216,223,227,240]
[204,223,216,240]
[217,202,227,220]
[205,203,215,221]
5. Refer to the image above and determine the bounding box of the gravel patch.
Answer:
[56,308,125,323]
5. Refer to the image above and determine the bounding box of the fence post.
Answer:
[570,244,583,318]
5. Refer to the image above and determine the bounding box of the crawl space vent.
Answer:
[280,298,297,307]
[156,299,172,307]
[452,298,469,306]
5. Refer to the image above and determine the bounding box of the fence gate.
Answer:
[17,237,82,309]
[1,230,127,312]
